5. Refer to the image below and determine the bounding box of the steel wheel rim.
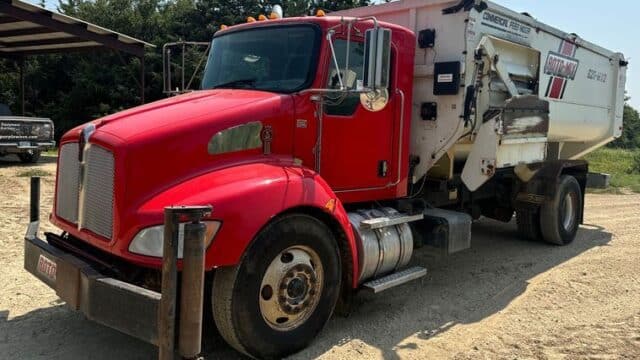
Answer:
[562,192,577,231]
[259,245,324,331]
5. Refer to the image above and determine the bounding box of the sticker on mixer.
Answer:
[437,74,454,83]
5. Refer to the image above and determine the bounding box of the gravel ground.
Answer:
[1,155,639,359]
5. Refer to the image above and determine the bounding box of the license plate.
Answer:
[37,254,57,282]
[19,141,31,147]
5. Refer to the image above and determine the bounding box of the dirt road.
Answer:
[1,156,639,359]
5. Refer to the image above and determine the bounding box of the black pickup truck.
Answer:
[0,104,55,163]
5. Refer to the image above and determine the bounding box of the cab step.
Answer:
[360,213,423,230]
[362,266,427,293]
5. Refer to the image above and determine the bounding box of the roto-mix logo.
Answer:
[544,53,579,80]
[544,40,579,99]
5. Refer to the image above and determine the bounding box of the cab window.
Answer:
[324,39,365,116]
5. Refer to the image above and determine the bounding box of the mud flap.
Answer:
[514,160,588,225]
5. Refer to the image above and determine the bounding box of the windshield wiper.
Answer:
[212,78,257,89]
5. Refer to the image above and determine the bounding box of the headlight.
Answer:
[31,123,52,138]
[42,123,52,138]
[128,221,221,258]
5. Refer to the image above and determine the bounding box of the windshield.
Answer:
[201,25,319,93]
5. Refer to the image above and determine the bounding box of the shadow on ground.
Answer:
[291,220,612,360]
[0,219,611,359]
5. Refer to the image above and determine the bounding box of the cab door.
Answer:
[318,38,396,191]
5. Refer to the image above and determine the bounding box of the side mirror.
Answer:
[363,27,391,90]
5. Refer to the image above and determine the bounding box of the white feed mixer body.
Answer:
[334,0,627,191]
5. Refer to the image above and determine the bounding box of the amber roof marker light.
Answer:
[270,4,283,19]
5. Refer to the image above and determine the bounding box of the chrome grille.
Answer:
[79,144,115,240]
[55,143,80,223]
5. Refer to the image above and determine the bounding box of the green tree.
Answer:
[608,104,640,149]
[0,0,370,140]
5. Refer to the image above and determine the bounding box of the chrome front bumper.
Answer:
[0,141,56,152]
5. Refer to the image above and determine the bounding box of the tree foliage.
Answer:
[0,0,368,139]
[608,104,640,149]
[1,0,637,150]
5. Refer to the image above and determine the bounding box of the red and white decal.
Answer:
[37,254,57,281]
[544,40,579,99]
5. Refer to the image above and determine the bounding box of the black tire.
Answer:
[212,214,341,359]
[18,150,41,163]
[516,208,542,241]
[540,175,582,245]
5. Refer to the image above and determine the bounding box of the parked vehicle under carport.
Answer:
[0,103,54,163]
[0,0,152,164]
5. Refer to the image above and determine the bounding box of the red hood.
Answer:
[56,88,297,248]
[90,89,283,141]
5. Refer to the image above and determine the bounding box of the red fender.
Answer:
[136,160,360,288]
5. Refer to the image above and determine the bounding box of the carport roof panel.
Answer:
[0,0,154,57]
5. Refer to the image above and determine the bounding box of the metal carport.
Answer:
[0,0,154,113]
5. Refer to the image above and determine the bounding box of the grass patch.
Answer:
[17,169,51,177]
[43,148,58,156]
[584,148,640,193]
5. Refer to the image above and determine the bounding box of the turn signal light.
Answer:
[258,14,267,21]
[269,12,278,19]
[220,24,228,30]
[324,198,336,213]
[247,16,256,22]
[316,9,325,17]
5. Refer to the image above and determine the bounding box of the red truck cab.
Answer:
[24,1,621,357]
[28,16,416,359]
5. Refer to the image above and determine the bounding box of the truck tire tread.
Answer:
[540,175,582,245]
[212,213,341,359]
[211,264,249,357]
[18,151,41,163]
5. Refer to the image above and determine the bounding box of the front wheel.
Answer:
[18,150,41,163]
[212,214,341,359]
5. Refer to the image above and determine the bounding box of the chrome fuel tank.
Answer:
[348,207,413,283]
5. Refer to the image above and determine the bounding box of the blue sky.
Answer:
[36,0,636,109]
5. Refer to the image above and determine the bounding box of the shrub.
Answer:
[630,151,640,174]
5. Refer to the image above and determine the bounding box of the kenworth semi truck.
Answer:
[24,0,626,358]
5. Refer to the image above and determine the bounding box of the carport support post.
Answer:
[19,56,25,116]
[158,206,212,360]
[159,208,179,360]
[140,55,145,104]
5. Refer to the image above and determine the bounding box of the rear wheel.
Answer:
[18,150,40,163]
[212,214,341,359]
[540,175,582,245]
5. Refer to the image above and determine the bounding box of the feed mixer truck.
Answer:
[23,0,627,358]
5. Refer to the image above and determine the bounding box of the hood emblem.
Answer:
[261,125,273,155]
[78,123,96,162]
